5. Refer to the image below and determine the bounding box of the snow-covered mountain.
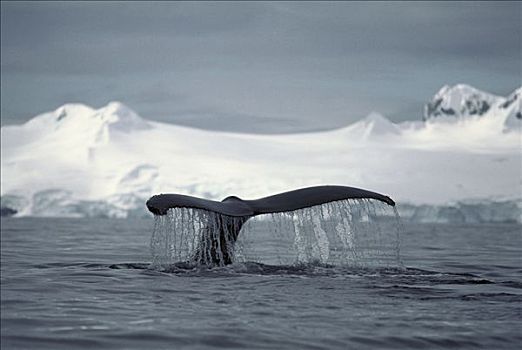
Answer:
[501,87,522,130]
[424,84,499,120]
[1,84,521,221]
[423,84,521,132]
[338,112,401,140]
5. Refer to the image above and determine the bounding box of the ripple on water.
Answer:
[2,219,521,350]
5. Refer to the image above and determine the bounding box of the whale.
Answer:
[146,185,395,265]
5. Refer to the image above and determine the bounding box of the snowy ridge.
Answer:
[1,85,521,220]
[337,112,400,141]
[424,84,521,132]
[424,84,500,120]
[502,87,522,131]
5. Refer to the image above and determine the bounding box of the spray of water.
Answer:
[150,198,402,269]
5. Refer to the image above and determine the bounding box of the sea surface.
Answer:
[1,217,521,349]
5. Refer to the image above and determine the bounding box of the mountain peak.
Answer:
[16,102,151,147]
[341,112,399,139]
[365,112,400,136]
[96,102,150,133]
[500,87,522,109]
[103,101,133,115]
[424,84,501,121]
[364,112,390,124]
[22,103,95,128]
[502,88,522,130]
[55,103,95,120]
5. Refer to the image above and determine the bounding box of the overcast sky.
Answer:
[1,1,521,132]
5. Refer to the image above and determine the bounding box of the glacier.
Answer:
[1,84,521,222]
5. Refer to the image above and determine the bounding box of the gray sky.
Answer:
[1,1,521,132]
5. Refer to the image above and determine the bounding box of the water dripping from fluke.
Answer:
[146,185,402,270]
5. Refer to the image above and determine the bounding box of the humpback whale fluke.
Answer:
[146,185,396,266]
[146,185,395,216]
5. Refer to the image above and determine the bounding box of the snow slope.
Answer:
[1,85,521,219]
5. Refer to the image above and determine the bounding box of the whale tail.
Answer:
[147,185,397,267]
[193,214,249,265]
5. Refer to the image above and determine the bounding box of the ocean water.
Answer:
[1,217,521,349]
